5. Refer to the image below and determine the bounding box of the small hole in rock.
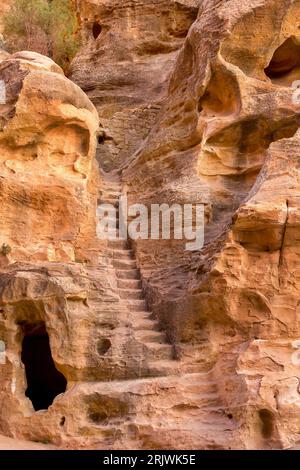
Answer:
[60,416,66,426]
[227,413,233,419]
[92,22,102,40]
[98,134,105,145]
[97,338,111,355]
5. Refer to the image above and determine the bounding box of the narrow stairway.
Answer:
[95,172,239,448]
[98,174,177,376]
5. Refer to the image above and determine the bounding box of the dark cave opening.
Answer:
[21,322,67,411]
[98,134,105,145]
[92,22,102,40]
[265,38,300,82]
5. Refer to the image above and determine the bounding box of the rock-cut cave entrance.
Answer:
[265,37,300,85]
[21,322,67,411]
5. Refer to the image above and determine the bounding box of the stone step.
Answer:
[184,382,218,394]
[112,249,134,260]
[184,392,220,407]
[102,183,122,188]
[131,310,155,318]
[98,198,119,207]
[113,258,137,269]
[101,191,121,199]
[101,179,122,185]
[101,194,120,203]
[108,239,129,249]
[128,310,155,320]
[146,360,180,377]
[126,299,147,311]
[119,288,144,300]
[146,342,174,361]
[132,318,160,331]
[99,232,120,241]
[101,184,121,190]
[101,178,121,185]
[116,269,140,280]
[117,279,142,289]
[181,363,214,374]
[100,171,121,179]
[135,329,166,343]
[101,188,121,195]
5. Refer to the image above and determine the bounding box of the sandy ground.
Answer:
[0,434,54,450]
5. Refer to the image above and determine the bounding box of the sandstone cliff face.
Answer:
[1,0,300,451]
[121,0,300,449]
[0,51,195,449]
[70,0,200,170]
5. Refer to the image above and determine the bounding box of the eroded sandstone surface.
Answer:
[70,0,200,170]
[0,50,99,264]
[0,0,300,451]
[121,0,300,449]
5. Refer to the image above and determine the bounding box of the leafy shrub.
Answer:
[3,0,80,72]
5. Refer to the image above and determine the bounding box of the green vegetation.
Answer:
[3,0,80,72]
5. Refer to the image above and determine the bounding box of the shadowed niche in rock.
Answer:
[265,38,300,85]
[259,409,274,439]
[92,22,102,40]
[21,322,67,411]
[97,337,112,355]
[86,394,128,424]
[198,67,241,117]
